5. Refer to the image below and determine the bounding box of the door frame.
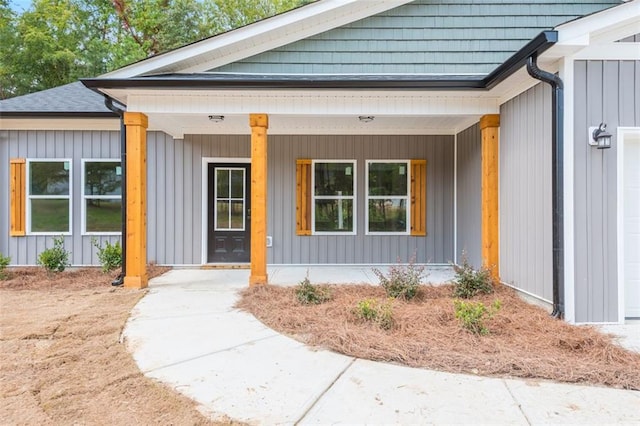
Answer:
[616,127,640,322]
[201,157,251,265]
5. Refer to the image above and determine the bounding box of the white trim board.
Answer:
[617,127,640,324]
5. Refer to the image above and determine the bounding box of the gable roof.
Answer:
[0,82,115,117]
[212,0,622,76]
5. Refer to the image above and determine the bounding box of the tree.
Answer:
[0,0,311,99]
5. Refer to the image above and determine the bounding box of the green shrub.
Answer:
[92,238,122,272]
[295,278,332,305]
[0,253,10,280]
[452,257,494,298]
[37,236,70,273]
[373,256,426,300]
[354,298,394,330]
[454,299,502,335]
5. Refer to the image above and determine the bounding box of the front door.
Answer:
[207,163,251,263]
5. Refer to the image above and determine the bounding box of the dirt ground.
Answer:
[0,266,225,425]
[238,283,640,390]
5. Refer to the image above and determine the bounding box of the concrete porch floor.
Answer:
[123,268,640,425]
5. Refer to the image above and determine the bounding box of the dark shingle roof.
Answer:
[0,82,115,117]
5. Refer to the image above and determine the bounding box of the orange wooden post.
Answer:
[123,112,148,289]
[249,114,269,286]
[480,114,500,280]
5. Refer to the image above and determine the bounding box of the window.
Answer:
[367,161,410,234]
[28,160,71,234]
[215,167,246,231]
[83,160,122,234]
[312,161,356,234]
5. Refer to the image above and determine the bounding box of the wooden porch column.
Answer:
[249,114,269,286]
[123,112,148,289]
[480,114,500,280]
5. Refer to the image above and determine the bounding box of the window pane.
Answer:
[216,201,229,228]
[86,199,121,232]
[85,162,121,196]
[230,200,244,229]
[30,162,70,195]
[216,169,229,198]
[315,199,353,232]
[230,169,244,198]
[315,163,354,196]
[31,199,69,232]
[368,199,407,232]
[368,162,408,196]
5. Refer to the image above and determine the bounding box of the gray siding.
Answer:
[573,60,640,322]
[499,83,553,302]
[618,34,640,42]
[455,123,482,267]
[266,135,454,264]
[0,129,122,265]
[147,134,250,265]
[213,0,620,75]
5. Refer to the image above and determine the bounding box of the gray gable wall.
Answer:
[212,0,621,75]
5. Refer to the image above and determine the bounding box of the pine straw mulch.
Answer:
[0,264,170,291]
[237,283,640,390]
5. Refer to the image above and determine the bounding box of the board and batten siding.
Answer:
[267,135,454,264]
[0,129,122,265]
[499,83,553,303]
[146,133,250,265]
[455,123,482,267]
[573,60,640,323]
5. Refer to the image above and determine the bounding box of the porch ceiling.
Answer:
[146,113,481,137]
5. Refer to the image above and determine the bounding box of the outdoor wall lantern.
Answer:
[589,123,612,149]
[358,115,374,123]
[208,115,225,123]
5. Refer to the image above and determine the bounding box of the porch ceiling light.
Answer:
[589,123,611,149]
[208,115,225,123]
[358,115,374,123]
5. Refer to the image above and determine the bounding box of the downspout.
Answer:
[104,98,127,286]
[526,53,564,318]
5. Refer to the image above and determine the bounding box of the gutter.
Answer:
[103,98,127,287]
[526,53,564,319]
[81,31,557,92]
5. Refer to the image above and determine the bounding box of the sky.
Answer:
[9,0,31,13]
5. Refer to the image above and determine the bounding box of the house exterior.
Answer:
[1,0,639,324]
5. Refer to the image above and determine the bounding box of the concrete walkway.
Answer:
[123,268,640,425]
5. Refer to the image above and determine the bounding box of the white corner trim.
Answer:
[453,133,458,264]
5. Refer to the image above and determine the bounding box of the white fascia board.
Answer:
[555,0,640,46]
[124,90,499,117]
[102,0,412,78]
[0,118,120,131]
[572,42,640,60]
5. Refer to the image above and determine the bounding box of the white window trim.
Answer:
[81,159,122,236]
[213,166,246,232]
[26,158,72,236]
[311,160,357,236]
[366,160,411,236]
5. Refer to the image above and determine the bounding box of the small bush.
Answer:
[373,256,426,300]
[452,257,494,298]
[354,298,394,330]
[92,238,122,272]
[295,278,332,305]
[37,236,70,273]
[0,253,10,280]
[454,299,502,335]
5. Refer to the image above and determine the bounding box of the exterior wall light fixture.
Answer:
[589,123,612,149]
[358,115,374,123]
[208,115,225,122]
